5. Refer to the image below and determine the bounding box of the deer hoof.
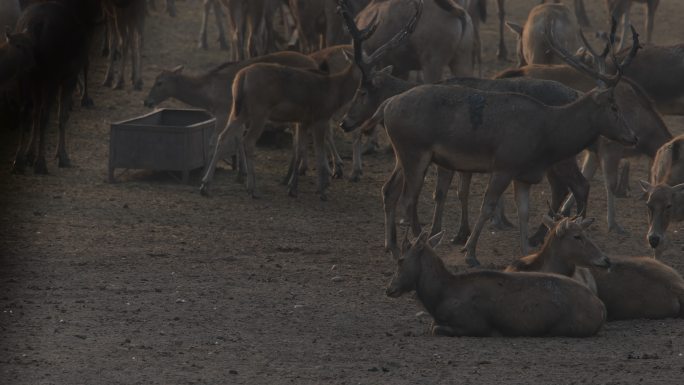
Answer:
[609,224,629,236]
[451,230,470,245]
[199,183,211,197]
[465,255,481,268]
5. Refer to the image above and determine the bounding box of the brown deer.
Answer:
[505,3,579,67]
[508,217,684,320]
[374,26,639,266]
[505,216,609,294]
[288,0,369,53]
[355,0,473,83]
[386,230,606,337]
[220,0,283,60]
[102,0,146,90]
[607,0,659,50]
[495,0,590,61]
[638,135,684,258]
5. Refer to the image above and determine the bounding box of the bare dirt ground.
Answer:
[2,1,684,384]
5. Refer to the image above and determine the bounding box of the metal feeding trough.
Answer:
[108,109,216,183]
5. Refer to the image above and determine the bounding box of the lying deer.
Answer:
[505,3,579,67]
[505,216,609,294]
[372,25,639,266]
[639,135,684,258]
[386,230,606,337]
[496,27,671,236]
[508,216,684,320]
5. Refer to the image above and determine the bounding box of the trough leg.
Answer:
[462,173,513,267]
[430,167,455,237]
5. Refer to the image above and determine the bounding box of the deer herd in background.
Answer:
[2,0,684,337]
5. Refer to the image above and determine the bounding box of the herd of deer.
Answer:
[2,0,684,337]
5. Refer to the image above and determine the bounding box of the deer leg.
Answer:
[102,18,117,87]
[242,116,267,199]
[56,79,76,168]
[574,0,591,27]
[165,0,176,17]
[560,151,598,215]
[11,104,33,174]
[114,26,129,90]
[213,0,229,50]
[287,124,307,197]
[496,0,508,61]
[80,59,94,107]
[462,173,513,267]
[200,115,246,196]
[326,125,343,179]
[614,159,631,198]
[383,162,403,258]
[645,1,658,44]
[491,197,515,230]
[131,26,144,91]
[514,181,532,255]
[452,172,472,245]
[199,1,211,49]
[430,167,455,237]
[34,92,52,175]
[398,153,432,236]
[350,129,363,182]
[312,121,331,201]
[601,148,628,234]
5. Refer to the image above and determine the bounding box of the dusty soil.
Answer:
[2,1,684,384]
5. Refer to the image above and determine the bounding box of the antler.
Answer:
[338,0,423,82]
[545,17,640,88]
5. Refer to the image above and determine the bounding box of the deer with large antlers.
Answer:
[372,24,640,266]
[496,23,672,236]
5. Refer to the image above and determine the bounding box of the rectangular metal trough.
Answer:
[108,108,216,183]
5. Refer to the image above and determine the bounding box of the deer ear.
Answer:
[428,231,444,249]
[638,180,653,194]
[505,21,523,37]
[171,65,184,74]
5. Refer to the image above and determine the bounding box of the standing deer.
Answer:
[386,230,606,337]
[505,3,579,67]
[374,26,639,266]
[607,0,659,50]
[102,0,146,91]
[495,27,671,236]
[355,0,474,83]
[495,0,590,61]
[639,135,684,258]
[198,0,230,50]
[220,0,282,60]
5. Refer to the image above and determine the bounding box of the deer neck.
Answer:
[327,65,360,112]
[415,250,451,316]
[544,95,605,161]
[170,74,217,114]
[535,239,575,277]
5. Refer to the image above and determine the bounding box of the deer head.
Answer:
[386,229,444,298]
[338,0,423,132]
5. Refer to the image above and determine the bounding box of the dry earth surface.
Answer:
[2,0,684,384]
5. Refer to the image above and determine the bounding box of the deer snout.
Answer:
[648,234,661,249]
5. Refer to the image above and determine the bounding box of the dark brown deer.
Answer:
[11,0,99,174]
[374,26,639,266]
[386,230,606,337]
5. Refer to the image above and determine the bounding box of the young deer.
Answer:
[375,25,639,266]
[386,230,606,337]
